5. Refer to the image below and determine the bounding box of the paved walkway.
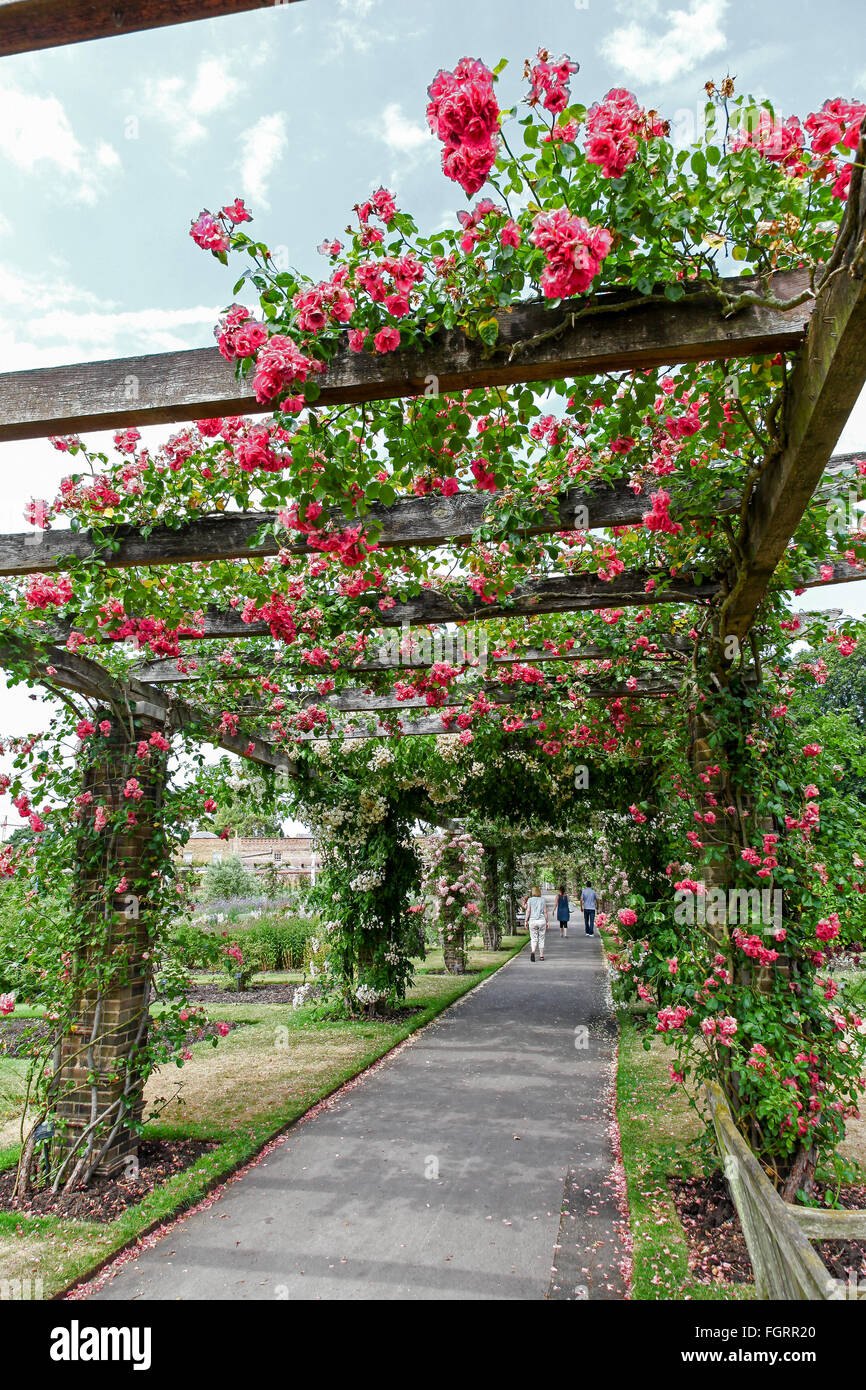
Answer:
[92,927,629,1301]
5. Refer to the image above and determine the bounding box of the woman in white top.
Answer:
[524,884,548,962]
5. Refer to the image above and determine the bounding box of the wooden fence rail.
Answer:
[705,1083,866,1300]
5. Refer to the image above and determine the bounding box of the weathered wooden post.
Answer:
[50,707,169,1186]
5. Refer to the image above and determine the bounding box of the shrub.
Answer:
[242,915,317,970]
[200,856,259,902]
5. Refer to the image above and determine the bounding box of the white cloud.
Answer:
[329,0,378,52]
[599,0,729,86]
[24,305,223,355]
[378,103,434,157]
[0,81,121,203]
[0,263,103,316]
[238,112,288,209]
[0,260,221,371]
[142,54,245,150]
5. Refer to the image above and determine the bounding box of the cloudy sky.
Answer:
[0,0,864,831]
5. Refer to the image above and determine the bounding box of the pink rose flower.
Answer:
[373,326,401,354]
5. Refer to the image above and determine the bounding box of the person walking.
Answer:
[555,884,571,937]
[524,884,548,962]
[581,882,598,935]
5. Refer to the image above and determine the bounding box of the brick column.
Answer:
[51,709,168,1184]
[481,843,501,951]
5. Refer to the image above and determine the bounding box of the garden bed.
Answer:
[671,1171,866,1288]
[0,1139,217,1222]
[187,981,297,1006]
[0,1015,248,1057]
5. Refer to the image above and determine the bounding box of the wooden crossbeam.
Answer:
[31,569,717,653]
[35,559,852,666]
[1,443,859,580]
[242,675,680,714]
[794,560,866,589]
[180,570,720,638]
[722,139,866,642]
[293,691,675,742]
[131,639,690,684]
[0,271,811,442]
[0,637,296,774]
[0,0,305,56]
[130,608,833,686]
[0,480,734,578]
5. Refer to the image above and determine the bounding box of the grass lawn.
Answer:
[0,1058,30,1159]
[0,935,525,1299]
[616,1010,756,1301]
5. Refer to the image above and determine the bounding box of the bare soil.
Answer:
[0,1139,217,1222]
[671,1170,866,1286]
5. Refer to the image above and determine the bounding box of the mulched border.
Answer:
[0,1016,247,1059]
[671,1170,866,1287]
[0,1139,218,1223]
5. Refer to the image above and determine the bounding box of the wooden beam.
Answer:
[160,570,720,643]
[0,479,735,578]
[131,612,831,687]
[294,690,675,741]
[722,140,866,642]
[0,0,305,56]
[793,559,866,589]
[0,271,811,442]
[2,438,859,580]
[0,637,296,774]
[225,570,719,633]
[33,569,719,653]
[243,676,680,714]
[131,639,691,684]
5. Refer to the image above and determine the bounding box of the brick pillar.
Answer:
[51,709,168,1183]
[481,844,501,951]
[503,843,516,934]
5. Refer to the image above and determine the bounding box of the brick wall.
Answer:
[179,834,316,874]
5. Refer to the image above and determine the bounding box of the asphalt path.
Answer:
[91,924,628,1301]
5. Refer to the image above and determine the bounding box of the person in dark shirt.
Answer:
[555,885,570,937]
[581,883,597,935]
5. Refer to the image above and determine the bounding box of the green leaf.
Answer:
[477,317,499,347]
[664,282,686,301]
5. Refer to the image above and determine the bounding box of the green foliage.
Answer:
[235,915,317,971]
[200,855,259,902]
[207,805,285,839]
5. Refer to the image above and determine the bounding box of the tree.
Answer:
[208,806,284,838]
[201,855,259,901]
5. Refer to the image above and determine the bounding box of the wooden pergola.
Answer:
[0,0,306,56]
[2,1,864,1181]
